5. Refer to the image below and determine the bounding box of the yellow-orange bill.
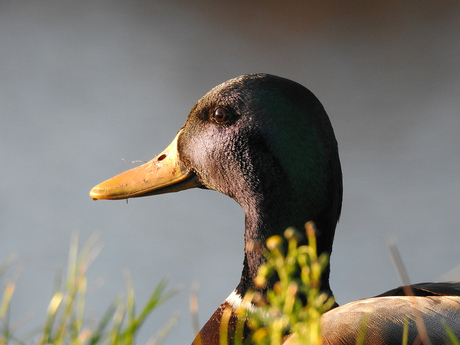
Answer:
[89,130,200,200]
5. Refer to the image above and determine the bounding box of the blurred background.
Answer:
[1,0,459,343]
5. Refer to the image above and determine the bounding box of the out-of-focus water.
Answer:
[1,1,459,343]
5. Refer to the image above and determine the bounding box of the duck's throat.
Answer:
[236,214,270,296]
[236,199,336,298]
[234,205,294,296]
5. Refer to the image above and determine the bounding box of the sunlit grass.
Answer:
[226,221,334,345]
[0,233,179,345]
[224,221,460,345]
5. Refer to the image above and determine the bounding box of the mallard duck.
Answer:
[90,74,460,344]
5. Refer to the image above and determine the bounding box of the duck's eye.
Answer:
[213,107,231,123]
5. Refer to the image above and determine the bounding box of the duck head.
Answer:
[90,73,342,296]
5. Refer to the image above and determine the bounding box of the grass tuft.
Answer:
[0,233,179,345]
[236,221,334,345]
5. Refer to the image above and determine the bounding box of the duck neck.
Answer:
[235,196,336,298]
